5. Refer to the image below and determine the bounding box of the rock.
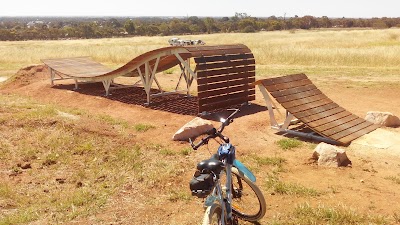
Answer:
[173,117,214,141]
[365,111,400,127]
[20,163,31,169]
[312,143,351,167]
[56,178,66,184]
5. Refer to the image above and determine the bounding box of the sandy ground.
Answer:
[1,65,400,224]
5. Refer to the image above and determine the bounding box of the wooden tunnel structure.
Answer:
[42,44,255,114]
[253,73,380,145]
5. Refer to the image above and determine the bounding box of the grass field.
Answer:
[1,29,400,224]
[1,28,400,78]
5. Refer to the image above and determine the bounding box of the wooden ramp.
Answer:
[253,73,380,145]
[42,44,255,114]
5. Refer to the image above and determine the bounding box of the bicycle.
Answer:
[188,109,266,225]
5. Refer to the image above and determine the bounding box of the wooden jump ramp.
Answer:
[253,73,380,145]
[42,44,255,114]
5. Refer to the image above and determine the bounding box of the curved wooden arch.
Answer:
[42,44,255,114]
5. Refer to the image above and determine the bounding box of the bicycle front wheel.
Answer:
[229,167,266,221]
[202,203,224,225]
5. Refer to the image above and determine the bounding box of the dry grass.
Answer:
[0,94,193,224]
[1,29,400,78]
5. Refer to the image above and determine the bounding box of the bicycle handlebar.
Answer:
[189,108,240,150]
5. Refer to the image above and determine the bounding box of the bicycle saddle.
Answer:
[197,157,224,175]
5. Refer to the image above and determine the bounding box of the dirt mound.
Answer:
[2,65,48,89]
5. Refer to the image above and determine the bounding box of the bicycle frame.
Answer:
[190,108,266,224]
[204,142,237,224]
[206,162,234,224]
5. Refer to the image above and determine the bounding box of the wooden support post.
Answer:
[185,58,191,96]
[102,79,112,96]
[258,85,279,128]
[74,79,79,90]
[174,53,197,80]
[145,62,151,104]
[50,69,55,86]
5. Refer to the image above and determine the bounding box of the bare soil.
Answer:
[1,66,400,224]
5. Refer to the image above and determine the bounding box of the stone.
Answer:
[173,117,214,141]
[365,111,400,127]
[312,143,351,167]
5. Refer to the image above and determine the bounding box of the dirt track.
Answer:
[1,65,400,224]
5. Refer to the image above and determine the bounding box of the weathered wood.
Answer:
[294,103,339,119]
[281,94,328,109]
[43,44,257,114]
[261,73,308,86]
[337,124,381,144]
[194,53,254,64]
[301,107,346,123]
[198,84,253,98]
[254,74,379,144]
[196,59,255,71]
[330,121,374,140]
[264,79,313,92]
[197,71,255,85]
[198,90,254,106]
[197,65,255,78]
[286,98,332,114]
[269,84,317,98]
[199,95,255,112]
[197,77,255,92]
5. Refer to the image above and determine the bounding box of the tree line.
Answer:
[1,14,399,41]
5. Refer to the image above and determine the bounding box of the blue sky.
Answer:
[0,0,399,18]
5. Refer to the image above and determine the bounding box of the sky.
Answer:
[0,0,399,18]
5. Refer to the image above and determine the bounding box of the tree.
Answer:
[320,16,332,28]
[124,20,135,35]
[204,17,215,34]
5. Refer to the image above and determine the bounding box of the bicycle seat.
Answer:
[197,157,224,175]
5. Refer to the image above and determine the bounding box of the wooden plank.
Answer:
[197,71,255,85]
[287,98,333,114]
[199,95,255,112]
[313,115,359,132]
[190,48,252,57]
[322,118,365,136]
[198,90,254,106]
[337,124,380,144]
[197,65,255,78]
[198,84,253,98]
[307,111,353,128]
[275,89,323,103]
[43,57,113,78]
[264,79,313,92]
[197,77,255,92]
[330,121,374,140]
[186,44,249,52]
[294,103,339,119]
[281,94,328,109]
[269,84,317,98]
[194,54,254,64]
[260,73,308,86]
[196,59,255,71]
[301,107,346,124]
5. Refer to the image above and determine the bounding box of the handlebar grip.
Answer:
[206,128,217,135]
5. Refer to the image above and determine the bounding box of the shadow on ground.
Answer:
[53,82,267,119]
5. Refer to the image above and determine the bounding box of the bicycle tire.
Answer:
[229,167,266,221]
[202,203,224,225]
